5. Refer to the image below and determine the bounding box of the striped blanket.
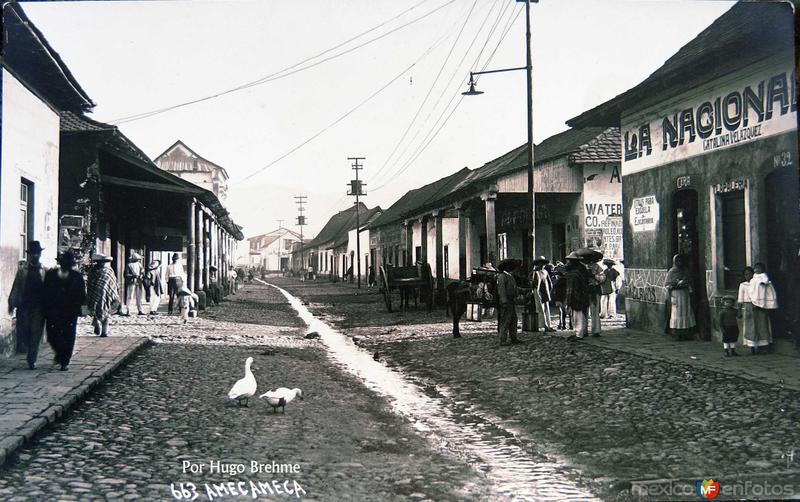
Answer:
[87,267,120,318]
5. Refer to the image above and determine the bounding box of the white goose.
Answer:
[259,387,303,413]
[228,357,257,406]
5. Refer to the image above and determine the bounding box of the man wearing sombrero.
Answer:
[87,254,120,337]
[8,241,47,369]
[496,258,522,345]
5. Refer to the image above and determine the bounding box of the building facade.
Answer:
[247,228,302,271]
[569,2,799,342]
[154,140,230,203]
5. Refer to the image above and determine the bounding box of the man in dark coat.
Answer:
[8,241,47,369]
[564,252,592,339]
[43,250,86,371]
[497,259,521,345]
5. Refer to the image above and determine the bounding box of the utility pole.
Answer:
[347,157,366,289]
[294,196,307,276]
[525,0,536,263]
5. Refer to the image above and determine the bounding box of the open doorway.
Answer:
[672,189,708,337]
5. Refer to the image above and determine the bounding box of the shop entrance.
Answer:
[764,164,800,340]
[672,189,708,337]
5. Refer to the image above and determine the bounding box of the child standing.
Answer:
[719,295,739,357]
[175,277,198,324]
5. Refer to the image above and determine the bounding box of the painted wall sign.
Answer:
[622,62,798,175]
[630,195,660,232]
[713,178,747,194]
[676,175,692,189]
[582,164,624,260]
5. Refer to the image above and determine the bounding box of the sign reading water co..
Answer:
[630,195,659,232]
[621,60,798,175]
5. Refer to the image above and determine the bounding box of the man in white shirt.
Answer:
[166,253,185,314]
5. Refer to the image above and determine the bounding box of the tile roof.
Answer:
[4,3,95,112]
[60,111,114,132]
[568,2,795,127]
[369,168,473,228]
[569,127,620,163]
[302,203,378,250]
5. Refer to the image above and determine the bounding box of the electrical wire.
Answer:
[231,12,460,186]
[371,4,523,192]
[370,0,480,183]
[109,0,455,125]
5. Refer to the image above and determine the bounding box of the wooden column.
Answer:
[194,204,202,291]
[187,200,196,292]
[481,189,498,265]
[456,203,468,281]
[202,212,210,290]
[405,221,414,265]
[420,216,428,264]
[435,210,444,292]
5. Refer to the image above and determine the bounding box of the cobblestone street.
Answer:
[271,276,800,501]
[0,284,486,502]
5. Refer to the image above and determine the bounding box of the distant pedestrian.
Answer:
[166,253,184,314]
[496,259,521,346]
[146,260,164,315]
[367,266,376,288]
[600,258,621,318]
[748,262,778,354]
[664,253,696,341]
[208,265,221,305]
[719,295,739,357]
[43,250,86,371]
[583,251,605,337]
[564,252,591,339]
[124,252,144,315]
[531,256,555,332]
[8,241,47,369]
[87,253,120,337]
[551,261,570,330]
[175,277,199,324]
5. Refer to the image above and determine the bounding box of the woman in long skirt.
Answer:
[664,254,695,340]
[748,262,778,354]
[737,267,759,353]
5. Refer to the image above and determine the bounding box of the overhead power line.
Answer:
[109,0,456,125]
[231,15,459,185]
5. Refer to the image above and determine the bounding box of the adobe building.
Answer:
[568,2,799,342]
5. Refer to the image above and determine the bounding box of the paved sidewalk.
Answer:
[0,336,149,467]
[575,327,800,391]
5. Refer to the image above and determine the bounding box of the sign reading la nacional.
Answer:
[621,60,798,175]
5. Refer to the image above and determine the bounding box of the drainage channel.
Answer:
[267,282,597,502]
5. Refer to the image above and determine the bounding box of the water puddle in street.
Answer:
[266,282,597,502]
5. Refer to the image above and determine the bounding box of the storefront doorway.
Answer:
[764,164,800,340]
[672,189,709,337]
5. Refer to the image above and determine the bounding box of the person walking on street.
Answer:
[166,253,184,314]
[8,241,47,369]
[532,257,555,332]
[583,251,606,337]
[42,250,86,371]
[146,260,164,315]
[748,262,778,354]
[124,252,144,315]
[664,253,696,341]
[600,258,621,318]
[551,261,570,330]
[564,252,591,339]
[87,254,119,337]
[175,276,199,324]
[496,259,521,346]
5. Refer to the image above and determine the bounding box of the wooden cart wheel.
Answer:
[379,266,393,312]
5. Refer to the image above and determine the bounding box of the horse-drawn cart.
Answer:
[378,263,434,312]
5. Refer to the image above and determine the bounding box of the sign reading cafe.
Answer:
[622,65,798,174]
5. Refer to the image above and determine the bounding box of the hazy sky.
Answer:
[25,0,735,239]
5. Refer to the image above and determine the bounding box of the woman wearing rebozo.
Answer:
[664,253,696,341]
[87,253,120,337]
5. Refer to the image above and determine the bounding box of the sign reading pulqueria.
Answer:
[621,60,798,175]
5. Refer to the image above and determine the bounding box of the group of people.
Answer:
[8,242,85,370]
[489,249,624,344]
[8,243,204,371]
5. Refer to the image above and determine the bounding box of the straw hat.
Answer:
[92,253,113,262]
[532,256,550,265]
[497,258,520,272]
